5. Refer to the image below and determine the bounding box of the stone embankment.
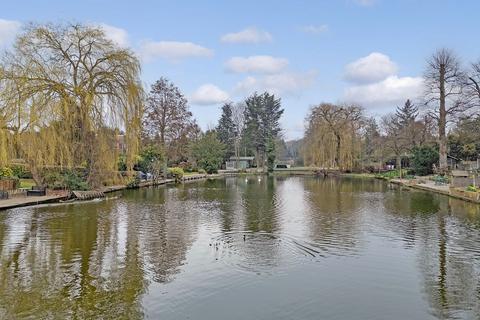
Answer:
[390,178,480,204]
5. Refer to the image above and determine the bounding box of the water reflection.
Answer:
[383,187,480,319]
[0,177,478,319]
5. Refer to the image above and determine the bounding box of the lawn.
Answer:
[19,179,36,189]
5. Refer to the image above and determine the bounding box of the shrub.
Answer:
[198,168,206,174]
[190,131,226,174]
[411,145,439,176]
[136,146,164,174]
[375,169,408,180]
[177,161,196,173]
[466,185,478,192]
[43,169,89,190]
[126,175,141,189]
[117,154,127,171]
[62,171,89,190]
[10,165,31,179]
[168,167,184,182]
[0,167,14,179]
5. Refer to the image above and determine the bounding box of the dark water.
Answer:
[1,176,480,319]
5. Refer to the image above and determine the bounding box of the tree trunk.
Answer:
[438,63,448,172]
[234,139,239,169]
[396,155,402,178]
[29,161,44,188]
[335,133,341,169]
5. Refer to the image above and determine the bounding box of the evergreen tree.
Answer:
[393,99,430,151]
[411,145,439,176]
[244,92,284,171]
[216,103,236,159]
[262,93,284,172]
[244,93,265,167]
[395,99,418,127]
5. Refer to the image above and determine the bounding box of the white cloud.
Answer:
[0,19,21,46]
[344,75,423,107]
[98,23,129,47]
[220,27,272,44]
[301,24,328,34]
[190,84,229,105]
[344,52,397,84]
[139,41,213,62]
[225,55,289,74]
[234,71,317,96]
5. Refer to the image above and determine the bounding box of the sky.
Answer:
[1,0,479,139]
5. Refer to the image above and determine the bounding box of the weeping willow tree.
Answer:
[0,23,143,187]
[304,103,364,171]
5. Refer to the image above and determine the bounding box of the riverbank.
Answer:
[389,178,480,204]
[0,193,70,210]
[0,174,214,211]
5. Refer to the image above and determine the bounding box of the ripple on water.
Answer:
[208,230,324,275]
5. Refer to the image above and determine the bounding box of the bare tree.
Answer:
[424,48,467,172]
[381,114,408,173]
[231,102,246,168]
[143,77,198,175]
[465,60,480,113]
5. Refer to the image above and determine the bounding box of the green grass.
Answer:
[374,169,409,180]
[342,173,376,178]
[183,171,200,176]
[19,179,36,189]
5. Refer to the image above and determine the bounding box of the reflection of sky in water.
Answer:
[2,213,30,254]
[0,176,479,319]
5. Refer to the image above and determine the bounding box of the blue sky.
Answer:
[1,0,479,139]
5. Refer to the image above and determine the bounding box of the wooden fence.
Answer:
[0,179,18,191]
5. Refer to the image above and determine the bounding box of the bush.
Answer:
[466,185,478,192]
[168,167,184,182]
[43,169,89,190]
[126,175,141,189]
[198,168,206,174]
[177,161,196,173]
[375,169,408,180]
[190,131,226,174]
[411,145,439,176]
[0,167,14,179]
[10,165,31,179]
[117,154,127,171]
[136,146,164,174]
[63,171,89,190]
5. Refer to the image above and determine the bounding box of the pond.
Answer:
[0,176,480,319]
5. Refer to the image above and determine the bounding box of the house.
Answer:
[275,159,294,169]
[225,156,255,170]
[447,155,461,170]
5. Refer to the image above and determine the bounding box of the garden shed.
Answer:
[451,170,473,188]
[225,156,255,170]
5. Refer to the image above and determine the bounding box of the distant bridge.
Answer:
[273,167,341,176]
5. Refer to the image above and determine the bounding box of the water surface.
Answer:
[1,176,480,319]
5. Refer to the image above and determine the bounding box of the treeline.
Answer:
[0,23,285,189]
[144,79,284,175]
[304,49,480,174]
